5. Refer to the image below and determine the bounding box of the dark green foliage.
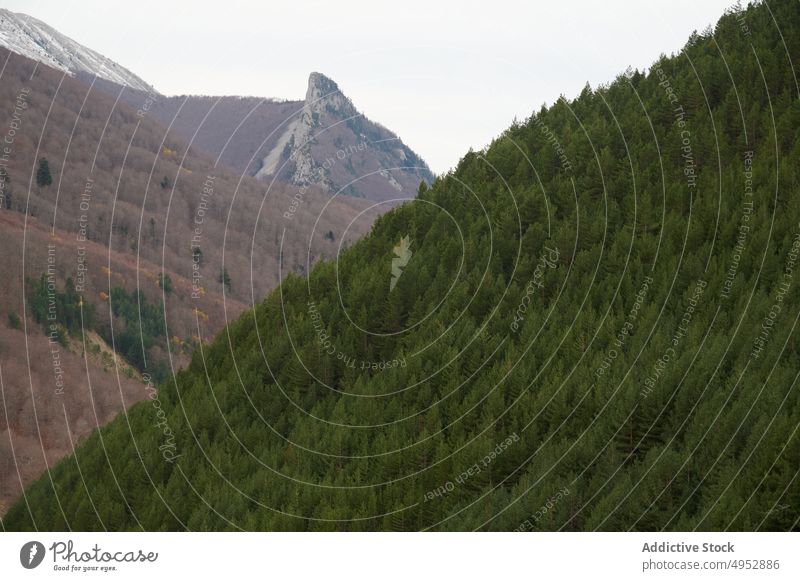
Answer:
[192,246,203,266]
[103,286,165,372]
[149,217,157,244]
[0,167,12,210]
[7,311,21,330]
[158,272,173,294]
[27,275,95,337]
[36,157,52,188]
[218,268,231,292]
[5,0,800,532]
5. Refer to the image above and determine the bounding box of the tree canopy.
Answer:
[4,0,799,532]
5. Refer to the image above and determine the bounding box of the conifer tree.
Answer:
[36,157,52,188]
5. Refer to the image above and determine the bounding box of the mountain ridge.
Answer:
[0,11,434,202]
[0,9,154,92]
[128,72,434,201]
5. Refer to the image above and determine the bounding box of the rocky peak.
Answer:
[306,72,338,100]
[304,71,356,119]
[254,71,433,200]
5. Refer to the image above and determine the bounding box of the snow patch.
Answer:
[0,9,155,92]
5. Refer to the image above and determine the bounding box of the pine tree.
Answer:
[36,157,52,188]
[218,268,231,292]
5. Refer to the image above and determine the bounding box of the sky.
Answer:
[3,0,736,174]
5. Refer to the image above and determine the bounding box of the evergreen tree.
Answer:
[218,268,232,292]
[36,157,52,188]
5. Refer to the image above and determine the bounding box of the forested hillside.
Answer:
[0,45,375,514]
[4,0,799,531]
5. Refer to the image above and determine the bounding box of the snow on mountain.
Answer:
[0,9,154,92]
[0,9,431,201]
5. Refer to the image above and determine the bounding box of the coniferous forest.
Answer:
[4,0,800,531]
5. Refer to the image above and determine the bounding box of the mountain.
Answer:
[126,73,434,202]
[0,45,377,515]
[0,11,433,202]
[4,0,798,532]
[0,9,153,92]
[253,72,433,201]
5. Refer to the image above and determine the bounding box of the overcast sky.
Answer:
[4,0,735,173]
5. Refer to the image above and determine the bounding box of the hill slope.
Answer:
[127,93,304,177]
[0,46,375,514]
[4,0,800,531]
